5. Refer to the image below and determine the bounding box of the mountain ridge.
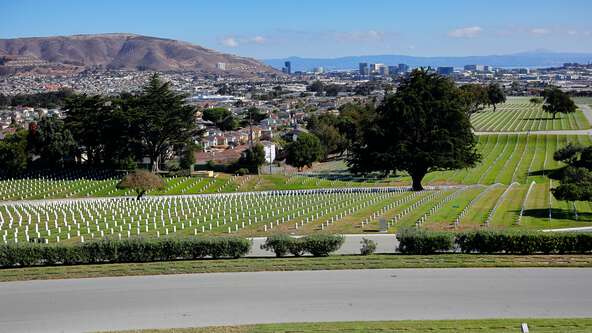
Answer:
[0,33,278,76]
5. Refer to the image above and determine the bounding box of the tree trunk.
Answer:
[493,104,497,112]
[553,112,557,119]
[410,170,426,191]
[136,190,146,200]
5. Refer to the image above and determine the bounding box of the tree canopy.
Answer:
[0,130,28,176]
[116,169,166,200]
[27,116,76,167]
[542,87,577,119]
[486,83,506,111]
[285,132,323,171]
[132,74,197,171]
[347,69,481,190]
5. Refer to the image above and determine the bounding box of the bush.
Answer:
[396,228,455,254]
[236,168,250,176]
[456,230,592,254]
[261,234,344,257]
[360,238,377,256]
[301,234,344,257]
[261,234,294,257]
[0,236,252,268]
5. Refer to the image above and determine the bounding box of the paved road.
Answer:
[1,268,591,333]
[579,104,592,125]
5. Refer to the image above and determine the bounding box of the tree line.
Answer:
[0,75,198,175]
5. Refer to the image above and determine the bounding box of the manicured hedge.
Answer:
[261,234,344,257]
[456,230,592,254]
[396,228,455,254]
[396,229,592,254]
[0,237,251,268]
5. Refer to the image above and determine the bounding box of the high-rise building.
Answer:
[283,61,292,74]
[388,66,399,75]
[398,63,409,72]
[464,64,487,72]
[216,62,226,70]
[359,62,369,75]
[437,66,454,75]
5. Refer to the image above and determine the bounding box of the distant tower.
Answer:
[216,62,226,70]
[359,62,369,76]
[283,61,292,75]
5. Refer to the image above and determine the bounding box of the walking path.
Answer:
[1,268,590,333]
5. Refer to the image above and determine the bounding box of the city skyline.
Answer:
[2,0,592,59]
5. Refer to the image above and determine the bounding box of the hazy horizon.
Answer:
[2,0,592,59]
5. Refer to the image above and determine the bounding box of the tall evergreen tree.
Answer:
[133,74,197,171]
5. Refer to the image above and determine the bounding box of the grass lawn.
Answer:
[103,318,592,333]
[2,254,592,282]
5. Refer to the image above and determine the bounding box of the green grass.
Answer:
[102,318,592,333]
[470,97,591,132]
[2,254,592,282]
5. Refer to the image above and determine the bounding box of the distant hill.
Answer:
[0,33,278,76]
[264,51,592,72]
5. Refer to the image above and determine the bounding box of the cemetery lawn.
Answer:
[103,318,592,333]
[2,254,592,282]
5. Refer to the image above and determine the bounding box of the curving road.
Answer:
[1,268,591,333]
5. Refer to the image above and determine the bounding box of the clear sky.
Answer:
[2,0,591,59]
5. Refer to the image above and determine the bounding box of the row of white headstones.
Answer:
[1,187,434,244]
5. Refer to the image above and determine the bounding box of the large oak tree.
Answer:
[348,69,480,190]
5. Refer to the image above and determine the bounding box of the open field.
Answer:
[2,183,592,243]
[105,318,592,333]
[3,134,592,243]
[471,97,591,132]
[424,133,591,185]
[2,254,592,282]
[1,134,586,202]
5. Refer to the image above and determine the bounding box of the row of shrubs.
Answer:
[0,237,251,268]
[261,234,345,257]
[397,228,592,254]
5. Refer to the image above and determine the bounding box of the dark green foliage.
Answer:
[307,113,349,159]
[132,74,198,171]
[0,237,251,268]
[0,89,74,108]
[542,87,577,119]
[300,234,344,257]
[64,94,113,165]
[396,228,455,254]
[179,143,198,171]
[0,130,28,176]
[552,167,592,202]
[236,143,266,174]
[261,234,293,257]
[486,83,506,111]
[460,83,489,115]
[261,234,344,257]
[285,132,324,171]
[27,116,76,167]
[202,107,232,124]
[360,238,377,256]
[456,231,592,254]
[348,69,481,190]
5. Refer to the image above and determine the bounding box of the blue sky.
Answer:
[2,0,591,59]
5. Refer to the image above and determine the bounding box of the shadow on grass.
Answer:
[528,166,566,180]
[521,117,560,121]
[520,208,592,221]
